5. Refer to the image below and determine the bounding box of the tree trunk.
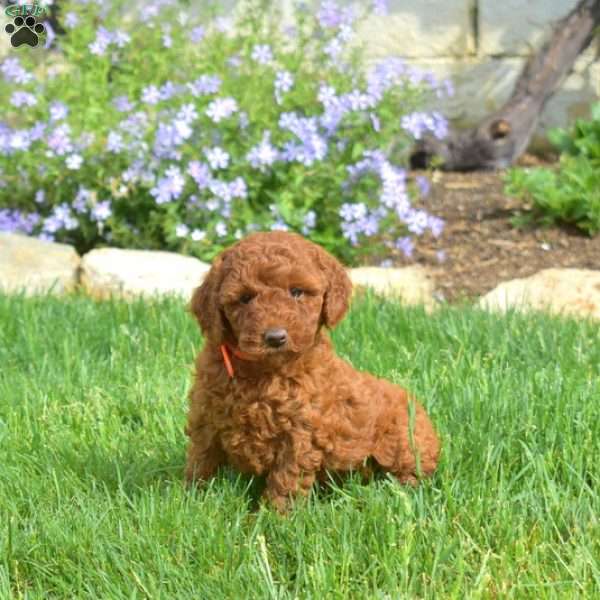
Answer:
[410,0,600,171]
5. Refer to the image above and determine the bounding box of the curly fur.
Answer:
[185,231,440,510]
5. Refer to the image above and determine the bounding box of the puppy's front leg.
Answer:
[185,424,225,484]
[263,432,320,511]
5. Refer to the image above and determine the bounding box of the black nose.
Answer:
[264,328,288,348]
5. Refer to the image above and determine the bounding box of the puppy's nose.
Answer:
[264,328,288,348]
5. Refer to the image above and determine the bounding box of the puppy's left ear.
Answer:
[190,255,225,340]
[314,246,353,328]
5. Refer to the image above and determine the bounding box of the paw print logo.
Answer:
[5,15,45,47]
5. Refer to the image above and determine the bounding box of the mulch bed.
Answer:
[384,167,600,303]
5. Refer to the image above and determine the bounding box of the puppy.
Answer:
[185,231,439,509]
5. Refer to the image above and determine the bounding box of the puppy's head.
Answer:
[190,231,352,359]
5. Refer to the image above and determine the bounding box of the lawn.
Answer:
[0,292,598,598]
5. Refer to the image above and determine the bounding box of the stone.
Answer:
[0,233,80,295]
[479,0,581,56]
[348,266,437,310]
[478,269,600,321]
[80,247,210,300]
[357,0,474,58]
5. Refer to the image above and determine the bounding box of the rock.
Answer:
[0,233,80,295]
[479,0,581,56]
[357,1,473,59]
[348,266,437,310]
[80,247,210,300]
[479,268,600,320]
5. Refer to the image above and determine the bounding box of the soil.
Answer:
[385,163,600,303]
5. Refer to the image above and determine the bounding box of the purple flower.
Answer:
[106,131,125,153]
[341,89,377,112]
[274,70,293,104]
[10,91,37,108]
[206,97,238,123]
[1,57,33,84]
[188,161,212,189]
[204,146,230,170]
[29,122,46,142]
[270,221,289,232]
[415,175,431,197]
[395,236,414,258]
[113,95,134,112]
[370,113,381,132]
[0,209,39,234]
[5,129,31,153]
[153,119,192,159]
[226,55,242,70]
[113,30,131,48]
[428,216,445,238]
[177,103,198,122]
[215,221,227,237]
[88,27,113,55]
[247,131,278,169]
[49,101,68,121]
[191,229,206,241]
[64,12,79,28]
[44,203,78,232]
[162,33,172,48]
[189,26,205,43]
[141,85,161,105]
[187,75,221,97]
[229,176,247,199]
[175,223,190,238]
[301,210,317,235]
[317,1,353,28]
[43,21,56,50]
[251,44,273,65]
[66,154,83,170]
[279,112,328,165]
[90,200,112,222]
[46,124,73,156]
[150,166,185,204]
[372,0,388,15]
[401,111,448,140]
[73,187,91,213]
[214,17,232,33]
[159,81,179,101]
[404,209,429,235]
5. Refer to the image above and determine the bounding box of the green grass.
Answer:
[1,291,599,599]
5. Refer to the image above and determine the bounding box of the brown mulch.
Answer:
[387,166,600,303]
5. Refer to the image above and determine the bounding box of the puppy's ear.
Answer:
[314,246,353,328]
[190,256,224,339]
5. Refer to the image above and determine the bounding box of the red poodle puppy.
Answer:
[185,231,439,510]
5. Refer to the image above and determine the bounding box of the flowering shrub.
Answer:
[506,102,600,236]
[0,0,450,264]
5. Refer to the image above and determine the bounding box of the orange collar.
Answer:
[219,343,259,378]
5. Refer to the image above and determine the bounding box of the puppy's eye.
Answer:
[290,287,304,298]
[239,293,253,304]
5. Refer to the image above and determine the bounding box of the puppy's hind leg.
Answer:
[373,396,439,485]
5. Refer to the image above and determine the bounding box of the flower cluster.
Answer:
[0,0,450,264]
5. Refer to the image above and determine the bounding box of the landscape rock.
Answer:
[0,233,80,295]
[80,247,210,301]
[348,266,437,310]
[479,268,600,321]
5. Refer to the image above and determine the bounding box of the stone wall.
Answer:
[358,0,599,146]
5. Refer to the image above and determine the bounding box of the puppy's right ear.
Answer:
[190,256,223,338]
